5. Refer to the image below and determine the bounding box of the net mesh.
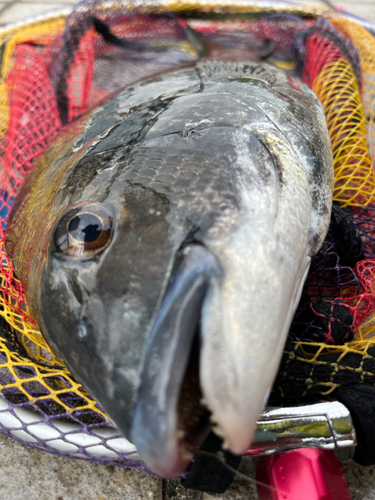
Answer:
[0,0,374,469]
[313,60,374,206]
[327,18,375,171]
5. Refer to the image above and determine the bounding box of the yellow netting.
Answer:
[0,261,106,416]
[327,17,375,181]
[284,312,375,396]
[0,262,61,366]
[0,343,106,415]
[312,59,375,207]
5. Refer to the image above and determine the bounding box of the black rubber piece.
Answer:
[336,384,375,466]
[93,17,164,52]
[181,432,241,493]
[259,39,276,60]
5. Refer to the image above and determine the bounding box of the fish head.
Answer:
[5,66,332,478]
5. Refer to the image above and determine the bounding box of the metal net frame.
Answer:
[0,0,374,470]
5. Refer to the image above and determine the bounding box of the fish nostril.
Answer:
[73,319,102,361]
[76,321,88,341]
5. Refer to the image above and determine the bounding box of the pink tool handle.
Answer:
[256,448,351,500]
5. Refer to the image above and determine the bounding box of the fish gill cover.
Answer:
[0,0,374,472]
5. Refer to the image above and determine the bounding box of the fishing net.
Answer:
[0,0,375,470]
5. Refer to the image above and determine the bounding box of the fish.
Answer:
[5,60,334,478]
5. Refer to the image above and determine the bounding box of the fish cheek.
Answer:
[38,259,104,371]
[92,186,181,348]
[83,187,190,427]
[97,182,184,309]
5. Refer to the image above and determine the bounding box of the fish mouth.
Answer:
[130,244,221,478]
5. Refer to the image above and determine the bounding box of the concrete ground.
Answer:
[0,0,375,499]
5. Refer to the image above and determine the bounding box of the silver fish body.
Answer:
[5,61,334,477]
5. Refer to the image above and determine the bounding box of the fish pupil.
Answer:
[69,214,103,243]
[55,203,113,258]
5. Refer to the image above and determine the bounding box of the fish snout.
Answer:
[130,244,221,477]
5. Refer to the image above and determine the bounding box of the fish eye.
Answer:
[54,203,114,258]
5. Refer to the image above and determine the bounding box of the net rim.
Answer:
[0,0,373,44]
[0,396,140,459]
[0,0,332,38]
